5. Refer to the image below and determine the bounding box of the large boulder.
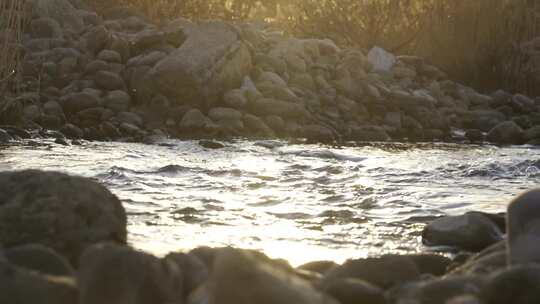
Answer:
[0,170,127,264]
[151,21,252,109]
[188,247,338,304]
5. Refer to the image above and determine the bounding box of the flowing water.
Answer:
[1,139,539,266]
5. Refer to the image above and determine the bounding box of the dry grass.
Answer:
[0,0,26,95]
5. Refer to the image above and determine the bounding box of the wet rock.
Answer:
[0,170,127,264]
[482,265,540,304]
[4,244,74,276]
[60,123,84,138]
[78,244,183,304]
[199,140,225,149]
[323,277,385,304]
[301,124,335,142]
[208,107,243,122]
[465,129,484,142]
[54,137,69,145]
[486,121,524,145]
[0,260,78,304]
[151,21,252,108]
[507,189,540,265]
[0,129,13,143]
[322,255,421,289]
[450,250,506,276]
[422,212,503,252]
[188,247,338,304]
[347,125,390,142]
[94,71,125,91]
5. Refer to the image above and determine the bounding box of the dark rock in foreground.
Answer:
[0,170,127,264]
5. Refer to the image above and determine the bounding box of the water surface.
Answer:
[1,139,538,265]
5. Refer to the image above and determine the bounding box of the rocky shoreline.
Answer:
[0,169,539,304]
[2,0,540,146]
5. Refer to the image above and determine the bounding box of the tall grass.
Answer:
[0,0,26,95]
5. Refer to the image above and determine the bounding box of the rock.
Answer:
[188,247,338,304]
[97,50,121,63]
[151,21,252,108]
[82,25,110,54]
[29,0,84,32]
[54,137,69,145]
[0,170,127,263]
[116,111,143,127]
[85,60,109,74]
[43,101,64,118]
[524,125,540,141]
[388,276,484,304]
[507,189,540,265]
[450,250,506,276]
[179,109,212,130]
[422,212,503,252]
[250,98,308,118]
[165,251,210,297]
[0,129,13,143]
[23,104,41,121]
[61,92,101,115]
[258,71,287,87]
[78,244,183,304]
[223,89,248,109]
[465,129,484,142]
[367,46,396,72]
[323,278,385,304]
[300,124,335,142]
[60,123,84,138]
[482,265,540,304]
[322,255,421,289]
[297,261,338,274]
[0,260,78,304]
[31,18,63,39]
[407,254,452,276]
[243,114,275,137]
[208,107,243,121]
[104,90,131,112]
[199,140,225,149]
[94,71,125,91]
[347,125,390,142]
[486,121,524,145]
[4,244,74,276]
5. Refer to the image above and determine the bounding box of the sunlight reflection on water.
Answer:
[1,140,538,265]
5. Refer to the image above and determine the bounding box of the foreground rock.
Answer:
[507,189,540,265]
[78,244,183,304]
[188,247,339,304]
[0,170,127,263]
[422,212,503,252]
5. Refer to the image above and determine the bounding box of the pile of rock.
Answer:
[6,0,540,144]
[3,169,540,303]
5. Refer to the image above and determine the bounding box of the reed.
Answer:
[0,0,26,92]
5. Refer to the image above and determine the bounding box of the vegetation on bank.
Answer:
[87,0,540,96]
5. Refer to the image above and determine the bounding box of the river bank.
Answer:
[2,0,540,146]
